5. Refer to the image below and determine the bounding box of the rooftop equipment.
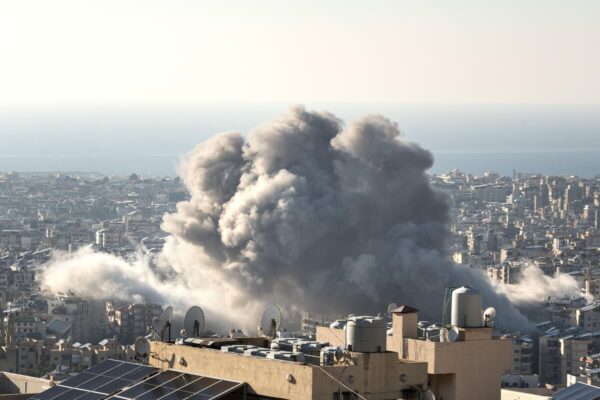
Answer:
[329,319,346,329]
[345,315,386,353]
[258,304,282,338]
[183,306,205,338]
[152,305,173,341]
[134,336,150,359]
[243,348,270,357]
[483,307,497,327]
[417,321,431,339]
[451,286,483,328]
[266,351,305,363]
[221,344,257,354]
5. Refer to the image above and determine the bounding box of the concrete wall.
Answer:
[149,341,427,400]
[429,373,455,400]
[0,373,52,394]
[402,337,512,400]
[315,326,345,347]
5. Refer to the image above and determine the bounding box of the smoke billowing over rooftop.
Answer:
[42,106,575,332]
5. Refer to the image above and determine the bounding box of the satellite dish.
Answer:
[484,307,496,322]
[387,302,398,315]
[151,317,161,333]
[184,306,205,338]
[259,304,282,337]
[157,306,173,341]
[160,306,174,327]
[134,336,150,357]
[447,326,460,342]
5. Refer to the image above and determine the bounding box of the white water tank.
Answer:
[345,316,386,353]
[451,286,483,328]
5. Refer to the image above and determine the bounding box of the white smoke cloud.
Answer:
[39,246,264,332]
[494,264,585,305]
[40,106,579,333]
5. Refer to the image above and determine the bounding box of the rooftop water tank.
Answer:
[451,286,483,328]
[345,316,386,353]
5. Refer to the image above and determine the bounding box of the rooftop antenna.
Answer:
[183,306,205,338]
[134,336,150,360]
[258,304,282,338]
[159,306,173,342]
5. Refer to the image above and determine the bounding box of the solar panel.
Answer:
[119,382,160,399]
[180,377,220,392]
[197,381,241,397]
[58,373,96,389]
[74,393,104,400]
[95,378,132,394]
[53,361,156,400]
[121,366,156,381]
[77,375,114,391]
[144,370,181,386]
[56,389,90,400]
[103,363,145,378]
[84,360,123,375]
[157,390,196,400]
[31,385,70,400]
[185,394,213,400]
[163,374,201,389]
[137,385,178,400]
[33,361,244,400]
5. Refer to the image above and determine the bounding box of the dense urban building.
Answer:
[0,172,184,378]
[2,169,600,398]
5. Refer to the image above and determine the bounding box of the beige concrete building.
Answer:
[317,303,513,400]
[0,372,52,398]
[149,338,428,400]
[511,337,534,375]
[538,334,562,385]
[145,301,512,399]
[559,336,593,384]
[576,302,600,332]
[390,306,512,400]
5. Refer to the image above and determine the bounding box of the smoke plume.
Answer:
[41,106,576,332]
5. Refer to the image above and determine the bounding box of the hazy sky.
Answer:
[1,0,599,106]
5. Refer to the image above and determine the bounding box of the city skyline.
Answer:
[2,1,600,398]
